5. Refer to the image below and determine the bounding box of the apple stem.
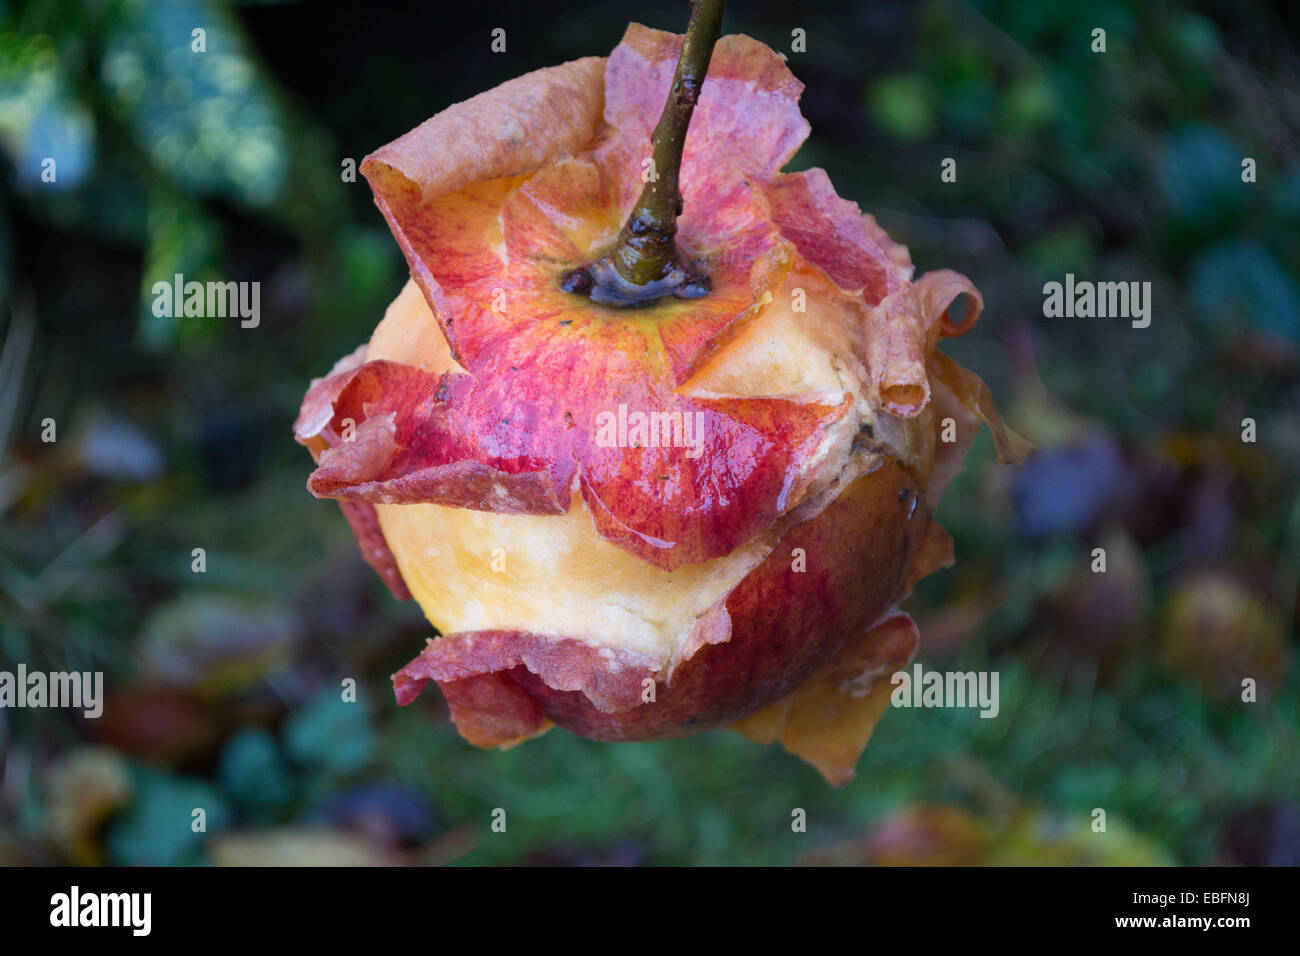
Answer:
[562,0,725,305]
[612,0,725,286]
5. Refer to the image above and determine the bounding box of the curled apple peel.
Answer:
[294,24,1030,785]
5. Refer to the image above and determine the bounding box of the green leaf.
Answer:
[283,685,376,777]
[1160,124,1246,225]
[218,728,295,817]
[866,73,938,142]
[1189,238,1300,342]
[101,0,289,208]
[105,766,230,866]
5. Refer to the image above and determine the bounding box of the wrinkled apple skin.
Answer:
[511,457,927,740]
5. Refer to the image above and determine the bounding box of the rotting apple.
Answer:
[294,21,1030,785]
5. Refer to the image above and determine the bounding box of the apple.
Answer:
[294,24,1029,784]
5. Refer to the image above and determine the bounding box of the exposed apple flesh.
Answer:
[496,456,930,740]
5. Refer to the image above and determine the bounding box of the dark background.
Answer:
[1,0,1298,865]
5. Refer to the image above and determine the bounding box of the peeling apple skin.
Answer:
[296,23,1036,781]
[506,457,926,740]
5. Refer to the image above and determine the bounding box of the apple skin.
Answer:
[514,458,928,740]
[295,350,851,572]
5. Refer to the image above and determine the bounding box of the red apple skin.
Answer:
[298,348,850,572]
[491,457,927,740]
